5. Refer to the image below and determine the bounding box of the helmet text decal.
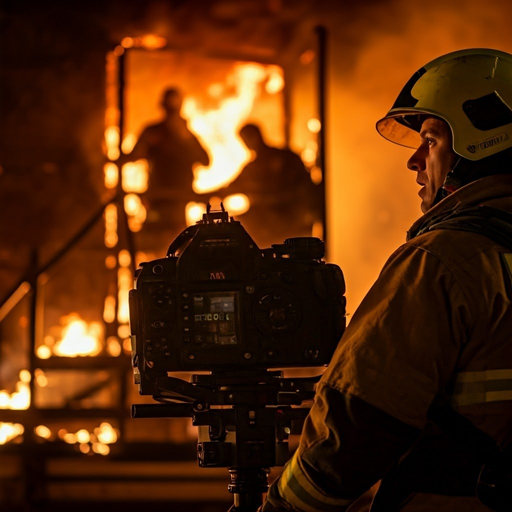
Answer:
[467,132,510,154]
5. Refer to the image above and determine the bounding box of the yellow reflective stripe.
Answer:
[502,252,512,278]
[455,369,512,382]
[277,450,353,512]
[450,369,512,406]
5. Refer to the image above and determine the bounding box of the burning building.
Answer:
[1,0,512,510]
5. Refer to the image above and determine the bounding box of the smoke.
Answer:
[321,0,512,312]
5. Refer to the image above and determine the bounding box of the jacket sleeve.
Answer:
[262,388,419,511]
[262,241,472,511]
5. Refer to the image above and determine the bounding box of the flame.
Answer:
[186,202,207,225]
[44,314,104,358]
[301,140,318,167]
[122,161,148,193]
[103,295,116,323]
[104,162,119,189]
[104,204,118,248]
[35,425,51,439]
[0,423,24,445]
[121,34,167,50]
[104,126,120,161]
[265,65,285,94]
[307,118,321,133]
[0,370,31,410]
[124,193,147,232]
[117,250,131,325]
[223,193,250,216]
[56,422,118,455]
[183,62,284,194]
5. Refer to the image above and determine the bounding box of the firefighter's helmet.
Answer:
[377,48,512,161]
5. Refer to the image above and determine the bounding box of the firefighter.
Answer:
[261,48,512,511]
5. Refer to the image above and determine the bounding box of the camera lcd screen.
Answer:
[193,292,238,345]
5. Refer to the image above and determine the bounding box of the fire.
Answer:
[117,249,131,325]
[56,422,118,455]
[183,62,284,194]
[223,193,250,216]
[104,204,118,248]
[0,423,24,445]
[104,126,120,161]
[38,314,103,358]
[0,370,31,411]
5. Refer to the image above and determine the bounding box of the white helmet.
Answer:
[377,48,512,161]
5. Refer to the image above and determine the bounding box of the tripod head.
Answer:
[132,369,318,511]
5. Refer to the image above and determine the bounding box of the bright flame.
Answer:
[103,295,116,323]
[265,66,285,94]
[0,370,31,410]
[105,126,120,161]
[103,162,119,189]
[53,422,118,454]
[0,423,24,445]
[117,251,132,324]
[92,443,110,456]
[104,204,118,248]
[183,62,282,194]
[121,133,137,153]
[186,202,207,226]
[307,118,322,133]
[35,425,52,440]
[96,422,118,444]
[53,314,103,357]
[123,193,147,232]
[223,193,250,216]
[76,429,90,444]
[37,345,52,359]
[121,161,148,193]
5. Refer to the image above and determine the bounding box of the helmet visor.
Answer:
[376,113,434,149]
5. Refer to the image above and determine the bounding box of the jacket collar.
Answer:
[407,174,512,241]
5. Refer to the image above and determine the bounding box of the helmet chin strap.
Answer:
[432,157,464,207]
[432,153,512,208]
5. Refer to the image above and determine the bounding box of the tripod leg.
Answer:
[228,467,270,512]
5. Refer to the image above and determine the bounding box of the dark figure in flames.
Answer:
[122,87,209,245]
[222,123,322,248]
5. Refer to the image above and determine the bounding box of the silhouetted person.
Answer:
[222,123,322,247]
[123,87,209,245]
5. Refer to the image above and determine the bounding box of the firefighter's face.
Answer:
[407,117,457,213]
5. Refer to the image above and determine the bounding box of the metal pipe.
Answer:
[315,25,328,245]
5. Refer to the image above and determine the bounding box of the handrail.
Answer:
[0,191,121,322]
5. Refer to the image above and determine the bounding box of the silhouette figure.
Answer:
[122,87,209,245]
[222,123,322,247]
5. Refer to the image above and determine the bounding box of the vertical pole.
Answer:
[116,47,137,268]
[24,249,46,510]
[315,25,328,246]
[115,46,135,443]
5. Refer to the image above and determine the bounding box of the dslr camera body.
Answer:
[129,208,346,395]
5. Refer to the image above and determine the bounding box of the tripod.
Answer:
[132,369,317,511]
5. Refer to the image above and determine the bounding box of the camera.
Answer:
[129,206,346,395]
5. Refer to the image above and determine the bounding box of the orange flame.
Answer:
[39,314,103,358]
[0,370,31,411]
[183,62,284,194]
